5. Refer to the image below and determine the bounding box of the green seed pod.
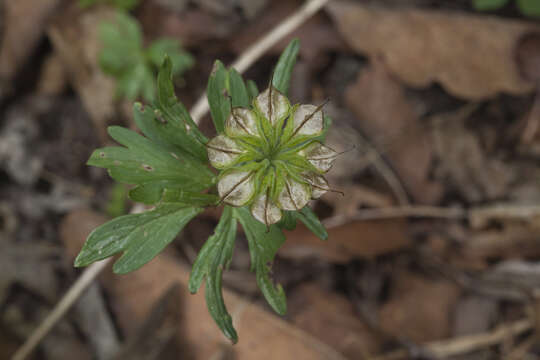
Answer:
[207,86,337,225]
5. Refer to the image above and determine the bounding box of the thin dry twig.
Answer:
[12,1,332,359]
[370,318,533,360]
[355,136,410,206]
[190,0,332,124]
[323,202,540,229]
[11,258,113,360]
[323,205,466,228]
[506,333,538,360]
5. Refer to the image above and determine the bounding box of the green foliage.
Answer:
[75,203,202,273]
[234,207,287,315]
[78,39,332,342]
[99,12,194,102]
[517,0,540,16]
[272,38,300,95]
[472,0,509,10]
[189,206,238,342]
[472,0,540,17]
[79,0,139,11]
[105,183,128,218]
[295,207,328,241]
[207,61,230,133]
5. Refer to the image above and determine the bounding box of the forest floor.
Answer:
[3,0,540,359]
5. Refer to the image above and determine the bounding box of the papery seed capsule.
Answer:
[277,178,311,211]
[207,135,245,169]
[292,104,324,136]
[254,87,289,125]
[251,193,282,225]
[302,172,330,199]
[207,84,338,225]
[299,142,338,173]
[226,108,258,137]
[218,170,255,206]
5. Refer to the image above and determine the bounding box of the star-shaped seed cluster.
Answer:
[207,86,337,225]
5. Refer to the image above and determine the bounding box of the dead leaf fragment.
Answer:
[60,208,108,260]
[464,223,540,263]
[345,59,443,204]
[281,219,411,263]
[47,5,117,141]
[452,295,498,336]
[0,0,60,96]
[379,272,461,343]
[288,283,382,358]
[432,106,514,202]
[103,255,348,360]
[328,1,540,99]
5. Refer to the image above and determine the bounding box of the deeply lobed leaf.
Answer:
[87,124,215,204]
[189,206,238,342]
[233,207,287,315]
[75,203,202,273]
[272,38,300,95]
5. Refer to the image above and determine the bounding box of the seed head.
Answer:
[207,86,337,225]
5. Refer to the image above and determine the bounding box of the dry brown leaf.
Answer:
[60,209,109,260]
[432,106,514,202]
[47,5,117,142]
[103,256,348,360]
[463,223,540,262]
[379,271,461,343]
[328,1,540,100]
[37,52,68,96]
[113,284,181,360]
[280,219,411,263]
[61,209,348,360]
[452,295,498,337]
[288,283,382,358]
[0,0,60,97]
[345,58,443,204]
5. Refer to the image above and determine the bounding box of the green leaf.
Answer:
[133,101,207,163]
[87,126,214,197]
[207,60,230,133]
[98,12,156,101]
[472,0,509,10]
[156,57,208,149]
[517,0,540,17]
[113,0,140,11]
[227,68,250,108]
[129,183,218,206]
[296,207,328,241]
[161,188,219,206]
[78,0,95,8]
[277,211,297,231]
[99,13,194,102]
[79,0,140,10]
[189,206,238,343]
[99,16,142,76]
[116,63,155,101]
[74,204,202,273]
[233,207,287,315]
[146,38,194,76]
[272,39,300,95]
[106,183,128,218]
[246,79,259,103]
